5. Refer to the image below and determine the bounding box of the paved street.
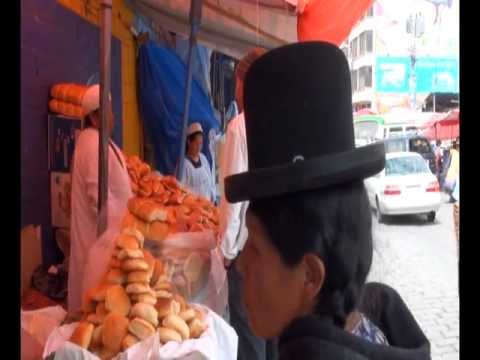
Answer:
[367,195,459,360]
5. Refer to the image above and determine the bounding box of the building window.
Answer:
[351,38,358,59]
[358,66,372,90]
[351,69,358,91]
[359,33,366,57]
[366,31,373,52]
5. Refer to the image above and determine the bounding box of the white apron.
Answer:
[68,128,132,313]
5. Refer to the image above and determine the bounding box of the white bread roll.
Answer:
[122,259,149,272]
[126,283,151,295]
[127,271,151,284]
[122,334,140,351]
[128,317,156,341]
[105,285,131,317]
[102,313,129,353]
[70,322,94,349]
[162,314,190,340]
[131,302,159,327]
[189,317,207,339]
[179,309,196,323]
[158,327,182,343]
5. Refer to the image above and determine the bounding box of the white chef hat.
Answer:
[187,122,203,136]
[81,84,111,116]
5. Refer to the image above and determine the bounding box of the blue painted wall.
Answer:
[21,0,122,266]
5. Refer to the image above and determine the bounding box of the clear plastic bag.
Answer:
[144,231,227,316]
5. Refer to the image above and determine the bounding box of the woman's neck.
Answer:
[188,151,200,162]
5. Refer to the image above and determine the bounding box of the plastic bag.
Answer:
[21,306,67,360]
[144,231,216,302]
[43,305,238,360]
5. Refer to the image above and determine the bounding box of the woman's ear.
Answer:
[302,254,325,304]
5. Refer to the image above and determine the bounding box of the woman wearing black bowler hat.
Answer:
[224,42,431,360]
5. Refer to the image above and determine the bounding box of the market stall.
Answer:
[421,108,460,141]
[22,0,378,358]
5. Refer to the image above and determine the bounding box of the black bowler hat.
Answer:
[225,41,385,203]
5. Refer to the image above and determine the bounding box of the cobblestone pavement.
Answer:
[367,196,459,360]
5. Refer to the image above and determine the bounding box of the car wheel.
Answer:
[376,198,385,224]
[427,211,436,223]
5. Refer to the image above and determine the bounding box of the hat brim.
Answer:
[225,142,385,203]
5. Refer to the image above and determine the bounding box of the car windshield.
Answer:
[386,156,430,176]
[409,138,431,154]
[384,138,407,153]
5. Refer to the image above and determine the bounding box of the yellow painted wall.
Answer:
[58,0,142,156]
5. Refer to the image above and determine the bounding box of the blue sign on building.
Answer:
[375,57,411,93]
[376,56,458,94]
[415,57,459,93]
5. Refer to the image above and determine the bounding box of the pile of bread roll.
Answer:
[49,83,89,119]
[69,227,207,359]
[124,156,219,238]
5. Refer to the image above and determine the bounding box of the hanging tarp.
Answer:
[126,0,297,59]
[138,41,220,175]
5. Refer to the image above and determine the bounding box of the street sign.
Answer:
[376,56,458,94]
[376,57,411,93]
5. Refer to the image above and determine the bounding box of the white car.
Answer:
[364,152,442,223]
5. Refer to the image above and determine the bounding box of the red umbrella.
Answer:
[354,108,377,117]
[421,109,459,140]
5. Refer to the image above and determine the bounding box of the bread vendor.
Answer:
[224,42,430,360]
[179,122,216,203]
[68,84,132,314]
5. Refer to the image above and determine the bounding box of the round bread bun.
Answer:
[95,302,108,322]
[91,283,110,302]
[70,321,94,349]
[126,282,151,295]
[106,268,126,285]
[118,248,144,261]
[162,314,190,340]
[131,302,159,327]
[150,260,165,286]
[127,271,151,284]
[102,313,129,353]
[122,227,145,248]
[116,234,140,250]
[97,347,117,360]
[155,298,180,319]
[189,318,207,339]
[122,333,140,351]
[179,309,196,323]
[105,284,131,317]
[122,259,149,272]
[134,293,157,306]
[128,317,156,341]
[155,290,173,299]
[153,280,171,291]
[158,327,182,343]
[142,250,156,277]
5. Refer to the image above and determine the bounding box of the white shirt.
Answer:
[68,128,132,313]
[219,113,249,260]
[182,152,216,202]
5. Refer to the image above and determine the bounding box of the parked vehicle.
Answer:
[385,123,418,138]
[381,134,437,174]
[353,115,386,144]
[364,152,442,223]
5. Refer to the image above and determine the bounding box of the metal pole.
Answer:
[98,0,112,237]
[176,0,203,182]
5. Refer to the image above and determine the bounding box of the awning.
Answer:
[421,109,459,140]
[126,0,374,59]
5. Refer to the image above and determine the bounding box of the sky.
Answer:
[373,0,459,58]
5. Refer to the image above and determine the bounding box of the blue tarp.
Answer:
[138,41,220,175]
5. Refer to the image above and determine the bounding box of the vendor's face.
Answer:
[187,133,203,155]
[237,211,318,339]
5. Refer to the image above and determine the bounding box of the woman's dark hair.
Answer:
[185,131,203,153]
[249,181,373,328]
[84,109,99,128]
